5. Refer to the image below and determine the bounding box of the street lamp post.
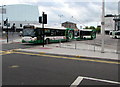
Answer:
[0,5,6,32]
[71,16,86,27]
[58,15,63,26]
[101,0,105,53]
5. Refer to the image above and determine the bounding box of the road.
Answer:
[2,50,120,86]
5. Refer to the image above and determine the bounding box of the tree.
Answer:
[84,26,89,29]
[89,26,95,29]
[95,27,101,34]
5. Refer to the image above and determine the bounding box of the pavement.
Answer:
[17,45,119,61]
[1,37,120,61]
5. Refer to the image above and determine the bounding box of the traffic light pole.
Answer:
[6,23,8,43]
[39,12,47,47]
[42,12,45,47]
[5,18,9,43]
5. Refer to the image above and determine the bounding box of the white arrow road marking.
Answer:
[70,76,120,87]
[83,76,120,85]
[70,76,84,87]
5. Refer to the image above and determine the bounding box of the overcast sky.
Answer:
[0,0,119,28]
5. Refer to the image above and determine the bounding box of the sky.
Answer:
[0,0,119,28]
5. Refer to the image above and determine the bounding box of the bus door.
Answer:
[74,30,79,39]
[36,28,43,40]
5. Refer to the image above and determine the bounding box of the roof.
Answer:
[62,21,76,24]
[80,29,93,31]
[23,24,67,30]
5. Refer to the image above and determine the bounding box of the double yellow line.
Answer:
[1,50,120,65]
[0,50,14,55]
[15,51,120,64]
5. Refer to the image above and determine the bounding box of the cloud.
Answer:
[37,1,118,27]
[0,0,119,27]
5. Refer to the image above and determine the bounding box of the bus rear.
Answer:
[75,29,96,40]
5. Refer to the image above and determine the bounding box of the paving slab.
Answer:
[17,45,119,60]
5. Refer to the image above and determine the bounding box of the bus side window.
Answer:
[51,30,56,36]
[45,29,51,36]
[51,30,54,35]
[58,30,62,36]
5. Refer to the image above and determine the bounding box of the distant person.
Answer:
[11,23,16,35]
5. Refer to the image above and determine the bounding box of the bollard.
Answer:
[93,39,96,52]
[59,39,61,48]
[74,39,77,49]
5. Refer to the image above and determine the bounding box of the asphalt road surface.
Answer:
[2,50,120,86]
[2,43,41,51]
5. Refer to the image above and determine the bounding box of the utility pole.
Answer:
[101,0,105,53]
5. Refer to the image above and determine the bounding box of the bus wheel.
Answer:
[115,36,117,39]
[45,39,50,44]
[91,36,93,40]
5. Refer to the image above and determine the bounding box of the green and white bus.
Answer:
[22,24,74,44]
[74,29,96,40]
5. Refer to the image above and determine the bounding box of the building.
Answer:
[104,16,115,33]
[118,1,120,14]
[0,4,39,29]
[61,21,78,29]
[104,1,120,33]
[118,1,120,30]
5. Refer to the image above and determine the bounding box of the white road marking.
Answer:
[83,76,120,85]
[70,76,84,87]
[70,76,120,87]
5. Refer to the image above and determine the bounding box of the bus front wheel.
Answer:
[115,36,117,39]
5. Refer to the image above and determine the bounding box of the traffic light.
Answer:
[43,14,47,24]
[4,21,7,26]
[39,16,42,23]
[39,12,47,24]
[20,24,22,27]
[4,19,8,26]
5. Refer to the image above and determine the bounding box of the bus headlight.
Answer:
[31,37,37,41]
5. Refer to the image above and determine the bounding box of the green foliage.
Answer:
[89,26,95,29]
[84,26,95,29]
[96,27,101,33]
[84,26,89,29]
